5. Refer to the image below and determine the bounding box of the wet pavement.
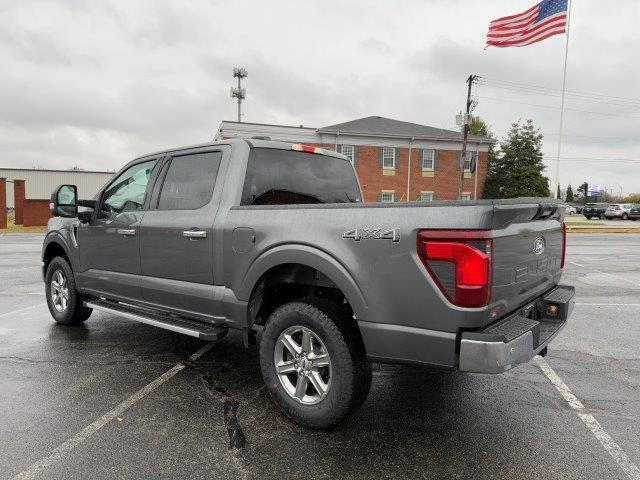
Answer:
[1,232,639,479]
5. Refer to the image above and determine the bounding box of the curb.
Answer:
[566,228,640,234]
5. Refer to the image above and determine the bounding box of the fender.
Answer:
[42,227,80,277]
[238,243,369,321]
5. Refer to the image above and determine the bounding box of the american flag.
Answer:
[486,0,568,48]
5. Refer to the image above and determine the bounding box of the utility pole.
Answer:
[231,67,248,122]
[459,74,478,199]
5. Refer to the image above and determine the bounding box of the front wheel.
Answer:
[622,213,629,220]
[585,216,592,220]
[259,299,371,429]
[45,256,92,325]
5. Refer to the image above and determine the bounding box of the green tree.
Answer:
[483,119,550,198]
[577,182,588,204]
[565,184,574,202]
[464,116,500,199]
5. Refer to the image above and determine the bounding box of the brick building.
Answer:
[216,116,494,202]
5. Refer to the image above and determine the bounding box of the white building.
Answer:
[0,168,114,208]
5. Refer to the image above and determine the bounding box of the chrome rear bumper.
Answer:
[459,285,574,374]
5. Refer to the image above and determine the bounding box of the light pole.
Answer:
[231,67,247,122]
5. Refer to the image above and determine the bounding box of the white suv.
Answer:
[605,204,634,220]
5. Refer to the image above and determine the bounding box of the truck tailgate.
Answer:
[490,202,564,319]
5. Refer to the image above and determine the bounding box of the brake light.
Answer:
[417,230,492,308]
[291,144,323,154]
[561,222,566,269]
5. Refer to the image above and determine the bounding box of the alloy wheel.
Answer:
[274,325,332,405]
[50,269,69,312]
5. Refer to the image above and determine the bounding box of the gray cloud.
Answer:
[1,0,638,193]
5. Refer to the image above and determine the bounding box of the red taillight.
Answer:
[418,230,492,308]
[561,222,566,269]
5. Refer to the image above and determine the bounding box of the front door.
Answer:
[77,158,158,301]
[139,149,225,319]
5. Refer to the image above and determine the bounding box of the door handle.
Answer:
[117,229,136,236]
[183,230,207,239]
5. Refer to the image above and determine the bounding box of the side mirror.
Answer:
[50,185,78,218]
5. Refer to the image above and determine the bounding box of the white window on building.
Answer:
[464,151,477,172]
[382,148,396,169]
[419,191,434,202]
[459,193,472,201]
[380,190,395,203]
[340,145,355,164]
[421,150,435,171]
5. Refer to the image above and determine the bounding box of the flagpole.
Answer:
[554,0,572,199]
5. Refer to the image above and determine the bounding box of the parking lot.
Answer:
[1,232,639,480]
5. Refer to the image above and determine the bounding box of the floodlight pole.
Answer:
[459,75,478,199]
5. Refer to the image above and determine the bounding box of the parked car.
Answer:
[630,205,640,221]
[605,203,634,220]
[582,203,609,219]
[571,203,583,214]
[565,205,577,215]
[42,139,574,428]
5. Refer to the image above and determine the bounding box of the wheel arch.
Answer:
[240,245,368,327]
[42,234,76,276]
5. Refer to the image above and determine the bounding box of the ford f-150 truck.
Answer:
[43,138,574,428]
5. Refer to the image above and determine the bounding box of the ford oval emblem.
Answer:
[533,237,545,255]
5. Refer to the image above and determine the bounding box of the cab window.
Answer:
[157,151,222,210]
[99,159,156,219]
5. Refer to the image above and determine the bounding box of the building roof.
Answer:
[0,167,114,174]
[318,116,494,143]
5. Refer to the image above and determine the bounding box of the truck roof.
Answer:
[133,138,350,163]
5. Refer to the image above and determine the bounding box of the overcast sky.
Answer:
[2,0,639,195]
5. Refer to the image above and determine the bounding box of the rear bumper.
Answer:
[459,285,575,374]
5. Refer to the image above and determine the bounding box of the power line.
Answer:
[474,95,640,119]
[477,76,640,106]
[477,83,640,109]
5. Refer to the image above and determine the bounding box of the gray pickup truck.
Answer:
[43,138,574,428]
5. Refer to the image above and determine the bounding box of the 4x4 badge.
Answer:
[343,228,400,242]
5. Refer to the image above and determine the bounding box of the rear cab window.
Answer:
[241,148,361,206]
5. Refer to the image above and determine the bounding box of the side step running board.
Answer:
[85,299,228,342]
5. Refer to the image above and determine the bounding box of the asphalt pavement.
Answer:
[1,232,639,480]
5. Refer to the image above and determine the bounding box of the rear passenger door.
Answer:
[139,147,226,320]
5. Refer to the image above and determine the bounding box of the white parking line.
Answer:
[0,303,46,318]
[535,356,640,480]
[569,261,640,288]
[11,341,216,480]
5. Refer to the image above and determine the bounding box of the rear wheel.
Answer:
[259,299,371,429]
[585,216,592,220]
[45,256,92,325]
[622,213,629,220]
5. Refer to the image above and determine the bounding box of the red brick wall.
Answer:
[0,178,6,229]
[23,199,52,227]
[320,145,488,202]
[13,179,25,224]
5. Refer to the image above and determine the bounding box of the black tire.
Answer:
[585,216,592,220]
[45,256,92,325]
[600,213,605,220]
[260,298,371,429]
[622,213,629,220]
